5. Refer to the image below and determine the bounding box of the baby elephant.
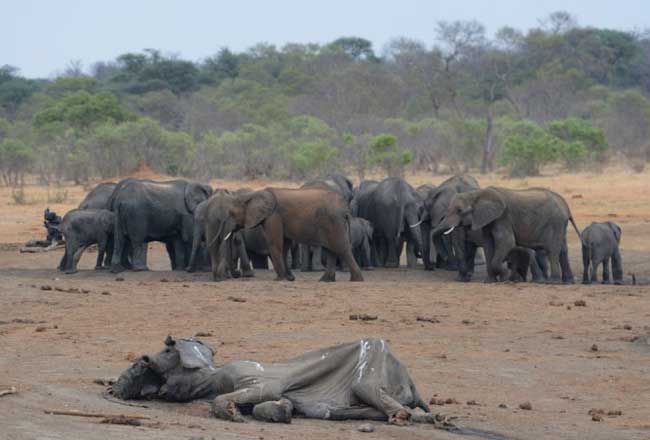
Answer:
[58,209,115,274]
[581,221,623,285]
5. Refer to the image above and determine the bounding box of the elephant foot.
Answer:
[483,277,498,284]
[601,279,611,285]
[95,265,109,271]
[456,273,473,282]
[211,399,245,423]
[252,399,293,424]
[545,278,563,285]
[242,269,254,278]
[614,280,623,285]
[385,262,400,269]
[388,409,411,426]
[64,269,78,275]
[231,269,241,279]
[349,272,364,282]
[185,266,196,273]
[212,274,226,282]
[319,272,336,282]
[285,272,295,281]
[110,264,125,273]
[582,278,591,285]
[132,265,149,272]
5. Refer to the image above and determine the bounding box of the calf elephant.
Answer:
[203,189,254,281]
[111,336,452,427]
[350,217,374,269]
[109,179,212,272]
[229,187,363,282]
[433,187,580,283]
[58,209,115,274]
[581,221,623,284]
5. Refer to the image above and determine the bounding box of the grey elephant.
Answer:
[58,209,115,274]
[424,175,479,271]
[185,198,212,272]
[78,182,117,209]
[350,217,374,269]
[202,189,254,282]
[111,336,453,427]
[358,177,423,268]
[581,221,623,284]
[433,187,580,283]
[109,179,212,272]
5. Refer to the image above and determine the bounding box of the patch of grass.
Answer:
[47,188,69,203]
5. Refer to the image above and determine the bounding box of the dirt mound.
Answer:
[128,161,170,181]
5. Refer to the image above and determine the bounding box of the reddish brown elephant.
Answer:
[229,187,363,282]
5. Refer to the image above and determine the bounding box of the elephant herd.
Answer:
[55,173,624,285]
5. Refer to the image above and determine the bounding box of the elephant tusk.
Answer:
[223,232,232,241]
[409,220,423,228]
[443,226,455,235]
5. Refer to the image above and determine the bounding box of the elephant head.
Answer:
[434,188,506,235]
[230,189,277,230]
[185,183,213,213]
[111,336,215,401]
[607,221,622,243]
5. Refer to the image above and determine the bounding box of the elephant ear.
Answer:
[471,189,506,231]
[176,338,215,370]
[607,221,622,243]
[244,190,277,229]
[185,183,212,213]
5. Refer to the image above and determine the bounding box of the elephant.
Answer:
[424,175,479,271]
[109,179,212,273]
[111,336,453,427]
[185,198,213,272]
[433,187,580,283]
[300,175,354,271]
[78,182,117,209]
[57,209,115,274]
[581,221,623,285]
[357,177,423,268]
[350,217,374,269]
[415,184,436,270]
[507,248,548,283]
[229,187,363,282]
[202,189,254,281]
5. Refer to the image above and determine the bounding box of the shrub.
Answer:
[368,134,413,177]
[499,121,561,177]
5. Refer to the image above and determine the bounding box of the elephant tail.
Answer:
[569,216,585,245]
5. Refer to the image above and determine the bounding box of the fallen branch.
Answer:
[44,408,149,420]
[0,386,17,397]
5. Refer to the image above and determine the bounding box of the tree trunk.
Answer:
[481,104,494,175]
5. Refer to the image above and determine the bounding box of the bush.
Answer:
[499,121,561,177]
[548,117,607,168]
[290,141,338,177]
[368,134,413,177]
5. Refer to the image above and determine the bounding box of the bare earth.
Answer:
[1,169,649,440]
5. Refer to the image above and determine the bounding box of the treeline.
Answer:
[1,12,650,185]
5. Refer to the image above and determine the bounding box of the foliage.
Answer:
[499,121,563,176]
[0,138,35,185]
[33,91,131,130]
[548,117,608,166]
[368,134,413,177]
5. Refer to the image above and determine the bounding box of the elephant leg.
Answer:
[68,244,88,274]
[209,238,224,282]
[110,220,126,273]
[529,251,544,283]
[238,239,254,278]
[251,399,293,424]
[300,244,311,272]
[602,257,611,284]
[95,236,107,270]
[612,248,623,285]
[58,249,68,272]
[263,217,290,281]
[406,240,417,269]
[340,242,364,282]
[211,387,282,423]
[443,235,458,271]
[319,248,337,282]
[290,243,300,270]
[171,239,187,271]
[487,224,513,282]
[62,239,77,273]
[251,253,269,270]
[482,233,498,283]
[590,255,600,283]
[385,237,400,268]
[547,251,562,284]
[282,239,295,281]
[131,242,149,271]
[312,246,324,271]
[351,382,411,425]
[581,245,591,284]
[559,242,574,284]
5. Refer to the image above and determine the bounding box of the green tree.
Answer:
[34,90,131,130]
[368,134,413,177]
[0,138,35,185]
[548,117,607,166]
[499,120,561,176]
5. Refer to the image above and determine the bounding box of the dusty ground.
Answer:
[1,168,649,440]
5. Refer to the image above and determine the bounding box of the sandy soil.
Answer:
[1,169,649,440]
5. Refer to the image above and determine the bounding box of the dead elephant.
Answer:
[111,336,452,427]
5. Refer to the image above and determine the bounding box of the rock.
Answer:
[101,291,111,295]
[195,331,213,337]
[467,400,479,406]
[416,316,440,323]
[81,289,90,294]
[574,299,587,307]
[227,296,247,303]
[160,278,169,283]
[519,401,532,410]
[623,324,632,330]
[590,344,598,352]
[592,414,603,422]
[498,403,508,409]
[115,277,125,282]
[40,285,52,291]
[461,319,474,325]
[35,326,47,332]
[357,424,375,433]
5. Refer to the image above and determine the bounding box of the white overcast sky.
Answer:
[3,0,649,78]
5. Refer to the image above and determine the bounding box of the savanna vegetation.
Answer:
[1,11,649,184]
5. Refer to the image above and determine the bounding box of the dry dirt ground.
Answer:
[1,169,650,440]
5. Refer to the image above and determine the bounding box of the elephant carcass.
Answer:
[112,336,451,427]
